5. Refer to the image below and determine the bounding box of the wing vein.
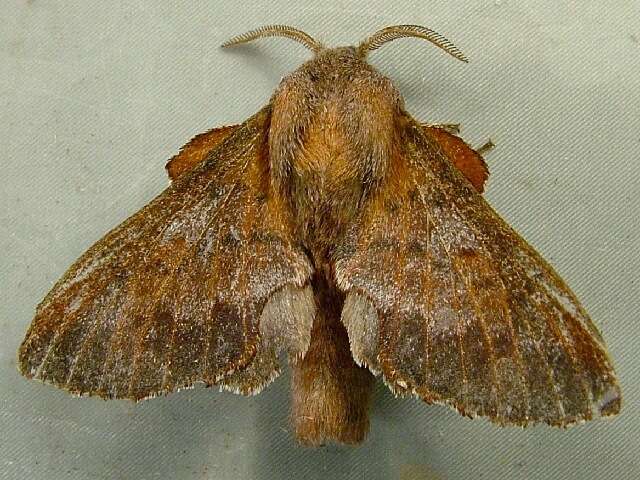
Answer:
[489,236,564,419]
[63,286,120,389]
[36,167,218,382]
[462,215,532,418]
[159,157,251,392]
[124,138,255,395]
[412,178,433,395]
[542,292,591,417]
[438,233,469,404]
[199,143,259,382]
[424,208,432,387]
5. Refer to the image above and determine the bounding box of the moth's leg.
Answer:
[290,273,375,446]
[476,139,495,155]
[165,125,240,181]
[421,124,490,193]
[423,122,460,134]
[422,123,496,156]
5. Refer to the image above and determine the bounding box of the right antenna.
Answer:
[357,25,469,63]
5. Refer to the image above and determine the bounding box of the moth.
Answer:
[18,25,621,446]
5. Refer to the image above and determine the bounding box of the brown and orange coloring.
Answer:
[19,25,620,447]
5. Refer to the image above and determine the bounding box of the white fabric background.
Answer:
[2,1,639,479]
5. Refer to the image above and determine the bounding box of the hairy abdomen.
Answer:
[291,271,375,445]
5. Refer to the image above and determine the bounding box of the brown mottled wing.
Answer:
[19,106,314,400]
[336,116,621,426]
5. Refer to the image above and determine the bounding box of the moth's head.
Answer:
[221,25,468,187]
[221,25,468,115]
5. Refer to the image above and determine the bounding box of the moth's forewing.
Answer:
[336,116,621,426]
[19,107,314,400]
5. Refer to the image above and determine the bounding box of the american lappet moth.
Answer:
[19,25,621,446]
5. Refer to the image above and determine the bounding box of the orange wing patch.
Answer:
[423,126,489,193]
[166,125,239,181]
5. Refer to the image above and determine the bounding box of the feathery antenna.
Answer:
[357,25,468,63]
[221,25,324,53]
